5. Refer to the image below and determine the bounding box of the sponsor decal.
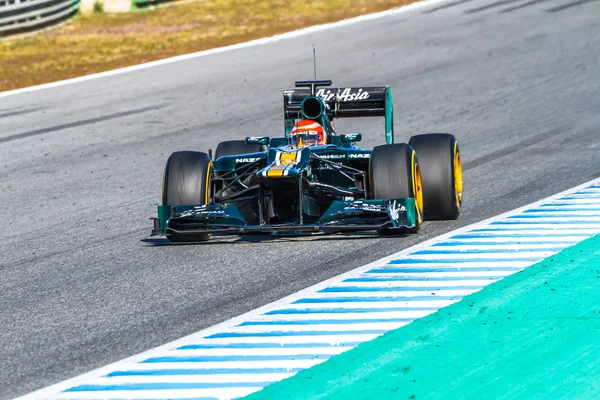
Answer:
[316,88,371,102]
[321,163,338,170]
[179,210,195,218]
[361,205,385,212]
[200,210,225,215]
[387,200,407,221]
[343,133,361,141]
[319,154,346,160]
[235,157,261,163]
[349,153,370,159]
[194,204,226,211]
[344,201,385,213]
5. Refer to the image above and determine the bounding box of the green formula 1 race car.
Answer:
[150,80,463,242]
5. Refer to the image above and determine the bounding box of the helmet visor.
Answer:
[289,133,321,148]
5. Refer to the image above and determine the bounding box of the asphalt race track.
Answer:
[1,0,599,397]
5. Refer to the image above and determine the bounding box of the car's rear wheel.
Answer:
[214,140,266,159]
[369,143,424,234]
[162,151,212,242]
[408,133,462,220]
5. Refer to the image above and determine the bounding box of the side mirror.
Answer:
[340,133,362,143]
[246,136,270,145]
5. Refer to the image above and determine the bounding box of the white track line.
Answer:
[13,175,600,400]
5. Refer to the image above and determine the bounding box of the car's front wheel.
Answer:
[162,151,212,242]
[214,140,266,159]
[369,143,424,234]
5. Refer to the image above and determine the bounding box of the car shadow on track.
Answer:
[140,231,408,246]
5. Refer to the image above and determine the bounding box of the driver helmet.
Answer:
[289,119,326,148]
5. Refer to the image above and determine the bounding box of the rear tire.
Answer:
[408,133,462,220]
[214,140,266,159]
[369,143,424,234]
[162,151,212,242]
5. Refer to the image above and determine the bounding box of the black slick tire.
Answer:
[162,151,212,242]
[369,143,423,234]
[214,140,266,159]
[408,133,462,220]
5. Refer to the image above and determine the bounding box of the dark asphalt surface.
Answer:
[1,0,599,397]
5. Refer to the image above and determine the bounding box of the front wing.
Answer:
[151,198,419,239]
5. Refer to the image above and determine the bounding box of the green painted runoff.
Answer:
[245,234,600,400]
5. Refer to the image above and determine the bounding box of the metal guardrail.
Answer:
[0,0,79,36]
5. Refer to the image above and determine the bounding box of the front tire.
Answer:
[369,143,424,234]
[408,133,462,220]
[214,140,266,159]
[162,151,212,242]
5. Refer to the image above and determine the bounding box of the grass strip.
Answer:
[245,234,600,400]
[0,0,418,93]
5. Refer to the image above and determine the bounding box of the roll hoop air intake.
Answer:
[301,96,325,120]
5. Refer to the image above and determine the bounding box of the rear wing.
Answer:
[283,80,395,144]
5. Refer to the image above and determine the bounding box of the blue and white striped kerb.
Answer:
[18,180,600,400]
